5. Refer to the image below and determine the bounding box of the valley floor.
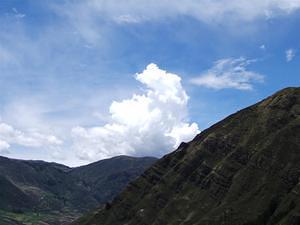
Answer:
[0,209,80,225]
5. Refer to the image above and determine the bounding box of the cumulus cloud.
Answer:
[0,122,63,151]
[0,140,10,153]
[71,63,199,161]
[190,58,264,90]
[286,48,296,62]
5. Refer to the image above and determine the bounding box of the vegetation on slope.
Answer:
[0,155,156,224]
[74,87,300,225]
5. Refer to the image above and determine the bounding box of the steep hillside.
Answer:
[71,156,158,204]
[74,87,300,225]
[0,155,156,224]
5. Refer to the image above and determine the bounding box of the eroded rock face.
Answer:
[74,87,300,225]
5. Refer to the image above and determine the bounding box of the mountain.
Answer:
[73,87,300,225]
[0,155,156,224]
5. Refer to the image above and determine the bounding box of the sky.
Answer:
[0,0,299,166]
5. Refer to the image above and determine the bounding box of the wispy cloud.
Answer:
[0,45,16,65]
[114,14,141,24]
[12,8,26,19]
[0,121,62,153]
[260,44,266,50]
[52,0,300,44]
[190,58,264,90]
[72,0,300,22]
[286,48,296,62]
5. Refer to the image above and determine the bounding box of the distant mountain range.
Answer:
[0,155,157,225]
[73,87,300,225]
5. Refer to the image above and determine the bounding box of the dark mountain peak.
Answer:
[108,155,157,160]
[258,87,299,109]
[75,155,156,168]
[74,87,300,225]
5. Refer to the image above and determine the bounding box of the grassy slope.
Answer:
[74,87,300,225]
[0,209,79,225]
[0,156,156,224]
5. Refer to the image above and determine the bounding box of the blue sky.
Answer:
[0,0,299,166]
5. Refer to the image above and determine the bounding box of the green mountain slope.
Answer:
[73,87,300,225]
[0,155,156,224]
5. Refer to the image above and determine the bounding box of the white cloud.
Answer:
[286,48,296,62]
[71,63,199,161]
[190,58,264,90]
[260,44,266,50]
[114,14,141,24]
[0,122,63,150]
[0,140,10,153]
[12,8,26,19]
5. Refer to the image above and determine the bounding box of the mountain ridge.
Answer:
[73,87,300,225]
[0,155,157,224]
